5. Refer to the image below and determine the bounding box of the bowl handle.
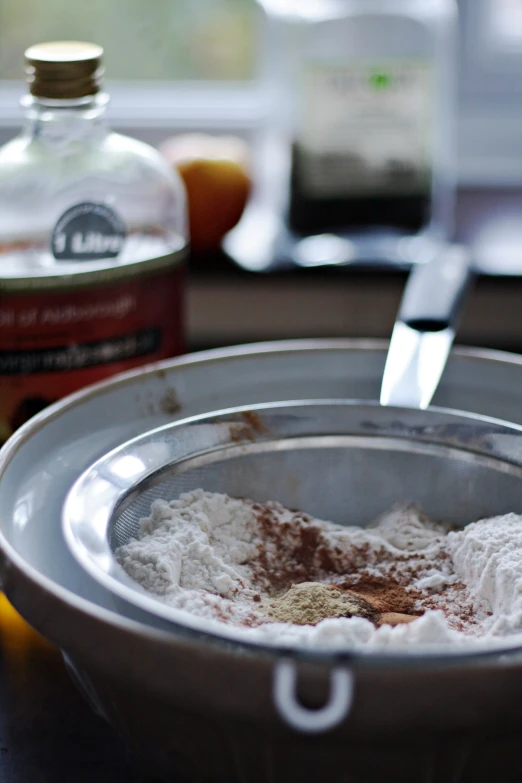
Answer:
[273,660,353,733]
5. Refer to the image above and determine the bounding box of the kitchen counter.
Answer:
[187,187,522,352]
[0,616,165,782]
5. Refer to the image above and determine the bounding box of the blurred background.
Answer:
[1,2,522,355]
[0,0,520,178]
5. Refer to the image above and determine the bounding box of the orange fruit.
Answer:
[159,133,252,252]
[0,592,53,654]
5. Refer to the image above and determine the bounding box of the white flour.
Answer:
[115,489,522,650]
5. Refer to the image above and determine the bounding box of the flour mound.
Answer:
[115,490,522,651]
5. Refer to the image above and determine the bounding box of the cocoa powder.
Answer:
[247,501,479,631]
[339,574,422,616]
[249,503,371,593]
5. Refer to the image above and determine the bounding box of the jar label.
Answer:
[52,202,127,260]
[296,60,434,198]
[0,254,184,440]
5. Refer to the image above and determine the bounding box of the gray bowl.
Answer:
[4,340,522,781]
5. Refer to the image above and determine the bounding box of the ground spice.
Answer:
[249,503,371,593]
[267,582,377,625]
[247,502,477,630]
[339,574,422,616]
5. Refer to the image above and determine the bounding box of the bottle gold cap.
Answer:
[24,41,104,100]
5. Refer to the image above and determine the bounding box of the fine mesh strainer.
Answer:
[63,399,522,655]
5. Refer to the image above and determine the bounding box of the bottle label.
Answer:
[296,60,434,198]
[52,202,127,260]
[0,250,185,441]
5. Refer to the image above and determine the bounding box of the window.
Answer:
[488,0,522,47]
[457,0,522,181]
[0,0,521,184]
[0,0,263,147]
[0,0,257,80]
[460,0,522,85]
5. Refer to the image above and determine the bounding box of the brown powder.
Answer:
[267,582,377,626]
[241,499,482,634]
[338,574,423,616]
[228,411,269,443]
[421,581,482,634]
[248,503,371,593]
[241,410,268,434]
[159,388,181,415]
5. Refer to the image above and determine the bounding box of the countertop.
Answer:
[186,187,522,353]
[0,615,164,783]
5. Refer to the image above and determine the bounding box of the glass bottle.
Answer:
[0,42,187,440]
[256,0,457,247]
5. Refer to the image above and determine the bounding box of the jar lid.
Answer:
[24,41,104,100]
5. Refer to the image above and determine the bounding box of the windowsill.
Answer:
[0,80,521,185]
[187,186,522,352]
[0,81,267,131]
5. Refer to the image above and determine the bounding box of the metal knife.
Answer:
[380,244,474,410]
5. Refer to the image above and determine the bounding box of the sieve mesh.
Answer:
[109,439,522,554]
[110,467,213,551]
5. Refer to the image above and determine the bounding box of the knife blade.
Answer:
[380,245,474,410]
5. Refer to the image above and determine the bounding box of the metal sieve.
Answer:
[63,399,522,650]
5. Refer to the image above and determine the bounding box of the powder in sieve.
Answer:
[115,489,522,650]
[267,582,377,625]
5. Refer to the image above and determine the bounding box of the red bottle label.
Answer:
[0,259,184,439]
